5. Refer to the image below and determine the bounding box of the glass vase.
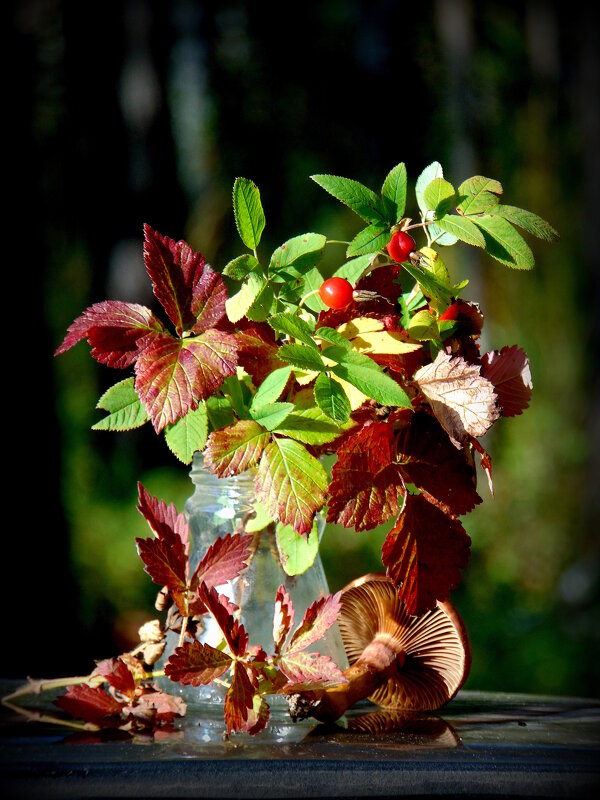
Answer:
[161,451,347,715]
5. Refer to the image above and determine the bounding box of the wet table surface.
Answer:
[1,684,599,798]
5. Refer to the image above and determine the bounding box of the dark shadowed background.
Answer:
[10,0,599,698]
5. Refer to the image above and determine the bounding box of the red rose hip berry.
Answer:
[387,230,416,263]
[319,277,354,309]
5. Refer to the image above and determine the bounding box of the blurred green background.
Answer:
[11,0,599,697]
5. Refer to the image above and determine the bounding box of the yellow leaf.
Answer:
[337,317,385,338]
[350,330,422,355]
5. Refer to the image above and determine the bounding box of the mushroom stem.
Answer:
[288,635,405,723]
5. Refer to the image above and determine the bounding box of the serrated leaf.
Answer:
[164,403,208,464]
[249,401,294,430]
[435,214,486,247]
[250,366,293,409]
[55,685,124,727]
[269,233,327,274]
[481,345,532,417]
[94,657,136,698]
[245,282,274,322]
[54,300,166,368]
[134,329,238,433]
[233,177,266,250]
[165,640,232,685]
[93,377,149,431]
[381,162,407,223]
[333,253,378,284]
[346,223,389,257]
[278,651,345,685]
[276,519,319,576]
[256,437,328,536]
[143,224,228,336]
[278,343,327,372]
[472,214,535,269]
[191,532,254,590]
[273,585,295,653]
[296,267,329,312]
[423,177,456,215]
[268,313,318,349]
[224,661,256,733]
[222,253,259,280]
[456,175,503,214]
[493,205,559,242]
[402,262,454,310]
[204,419,270,477]
[225,272,266,323]
[274,388,351,446]
[416,162,445,216]
[197,582,249,656]
[382,493,471,613]
[136,483,189,548]
[286,592,342,654]
[414,350,500,445]
[406,309,439,341]
[326,421,406,531]
[327,348,412,408]
[206,395,235,431]
[315,325,353,350]
[314,372,351,422]
[311,174,386,224]
[135,532,188,598]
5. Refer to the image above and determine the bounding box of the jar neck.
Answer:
[189,451,256,499]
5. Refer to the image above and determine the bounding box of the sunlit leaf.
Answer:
[481,345,533,417]
[164,640,232,686]
[381,161,407,223]
[311,174,387,224]
[279,652,345,685]
[204,419,270,477]
[273,585,295,653]
[164,403,208,464]
[472,214,535,269]
[286,592,342,654]
[233,177,266,249]
[276,519,319,576]
[314,372,351,422]
[92,377,149,431]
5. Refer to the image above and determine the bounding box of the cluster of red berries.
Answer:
[317,229,417,310]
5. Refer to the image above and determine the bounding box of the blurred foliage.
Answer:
[11,0,598,695]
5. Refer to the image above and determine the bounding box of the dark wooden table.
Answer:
[1,685,598,798]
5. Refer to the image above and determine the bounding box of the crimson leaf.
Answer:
[278,652,345,685]
[204,420,271,478]
[273,585,295,655]
[136,483,189,553]
[191,532,254,590]
[224,661,257,734]
[94,658,136,699]
[382,494,471,613]
[164,640,232,685]
[196,582,249,657]
[481,345,532,417]
[55,685,124,727]
[285,592,342,655]
[326,422,405,531]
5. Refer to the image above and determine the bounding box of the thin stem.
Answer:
[297,288,320,309]
[177,615,189,648]
[325,239,350,246]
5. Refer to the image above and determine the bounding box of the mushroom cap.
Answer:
[338,573,471,712]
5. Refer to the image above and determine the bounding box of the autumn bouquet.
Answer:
[4,161,556,738]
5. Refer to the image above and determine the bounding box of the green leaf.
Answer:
[164,404,208,464]
[269,313,317,349]
[407,309,439,340]
[333,253,378,285]
[222,253,259,280]
[92,378,149,431]
[249,402,294,430]
[206,396,235,431]
[232,177,266,250]
[269,233,327,274]
[245,500,274,533]
[256,437,328,535]
[493,205,559,242]
[435,214,486,248]
[311,174,387,224]
[297,267,328,312]
[423,177,456,216]
[274,388,351,446]
[457,175,503,214]
[276,520,319,576]
[246,283,274,322]
[225,272,266,323]
[346,224,389,257]
[328,349,412,408]
[315,326,352,350]
[314,372,351,423]
[250,366,293,408]
[472,214,535,269]
[381,162,407,224]
[416,162,445,216]
[402,261,454,309]
[278,343,326,372]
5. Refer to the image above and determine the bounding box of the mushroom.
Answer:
[286,573,470,723]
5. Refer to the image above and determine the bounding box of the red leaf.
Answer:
[224,662,256,734]
[326,422,405,531]
[204,420,271,478]
[244,692,271,736]
[286,592,342,655]
[134,329,238,432]
[278,652,345,685]
[135,535,188,599]
[129,690,186,724]
[54,300,166,368]
[382,494,471,613]
[481,345,532,417]
[55,685,124,727]
[273,585,295,654]
[235,321,286,385]
[143,225,228,336]
[94,658,136,698]
[191,533,254,590]
[137,483,189,553]
[196,583,249,657]
[164,640,232,685]
[397,412,482,516]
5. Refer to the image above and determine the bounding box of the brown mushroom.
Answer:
[286,573,470,723]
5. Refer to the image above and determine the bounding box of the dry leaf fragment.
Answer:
[414,351,499,446]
